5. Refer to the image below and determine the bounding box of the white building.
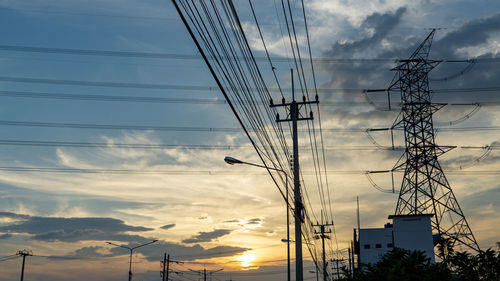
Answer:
[354,214,435,265]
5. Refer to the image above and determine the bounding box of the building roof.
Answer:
[388,214,434,219]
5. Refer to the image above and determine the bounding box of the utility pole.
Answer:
[191,266,223,281]
[330,258,344,280]
[161,253,183,281]
[312,221,333,281]
[348,246,352,277]
[271,69,318,281]
[162,254,168,281]
[17,250,32,281]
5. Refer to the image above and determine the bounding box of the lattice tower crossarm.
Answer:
[389,29,480,253]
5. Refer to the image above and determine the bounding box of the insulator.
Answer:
[282,97,286,104]
[315,94,319,102]
[310,111,313,118]
[302,95,306,102]
[270,98,274,106]
[276,113,280,121]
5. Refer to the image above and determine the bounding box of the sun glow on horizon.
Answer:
[238,253,257,269]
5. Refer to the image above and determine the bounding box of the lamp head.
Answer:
[224,156,243,165]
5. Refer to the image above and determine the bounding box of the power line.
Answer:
[0,166,497,175]
[0,139,401,150]
[3,119,500,134]
[0,120,242,132]
[0,90,387,106]
[1,44,498,63]
[2,75,500,94]
[0,6,179,21]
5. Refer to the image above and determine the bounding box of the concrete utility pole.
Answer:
[17,250,32,281]
[312,221,334,281]
[271,69,318,281]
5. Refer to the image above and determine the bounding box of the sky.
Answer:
[0,0,499,280]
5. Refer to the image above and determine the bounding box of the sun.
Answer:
[238,253,256,268]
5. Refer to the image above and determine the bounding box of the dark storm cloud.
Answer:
[160,223,175,230]
[435,13,500,54]
[326,7,407,57]
[0,212,153,242]
[320,10,500,128]
[182,229,232,243]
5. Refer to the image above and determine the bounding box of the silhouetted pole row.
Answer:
[161,253,183,281]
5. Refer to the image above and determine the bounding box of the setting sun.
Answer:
[238,253,256,269]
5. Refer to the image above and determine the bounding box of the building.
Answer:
[353,214,435,265]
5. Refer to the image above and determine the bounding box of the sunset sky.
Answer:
[0,0,499,280]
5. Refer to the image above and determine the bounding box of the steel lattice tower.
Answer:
[390,29,480,253]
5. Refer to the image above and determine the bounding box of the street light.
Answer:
[107,239,158,281]
[224,156,291,281]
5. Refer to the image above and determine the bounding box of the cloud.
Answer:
[182,229,232,244]
[435,13,500,55]
[0,212,153,242]
[0,212,30,220]
[246,218,262,225]
[325,7,407,58]
[160,224,175,230]
[48,246,114,260]
[52,241,249,262]
[135,241,249,261]
[0,233,12,239]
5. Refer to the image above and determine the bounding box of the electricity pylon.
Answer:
[389,29,480,253]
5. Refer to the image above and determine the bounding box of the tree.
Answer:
[345,248,451,281]
[343,247,500,281]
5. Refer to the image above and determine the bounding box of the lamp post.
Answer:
[107,240,158,281]
[224,156,290,281]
